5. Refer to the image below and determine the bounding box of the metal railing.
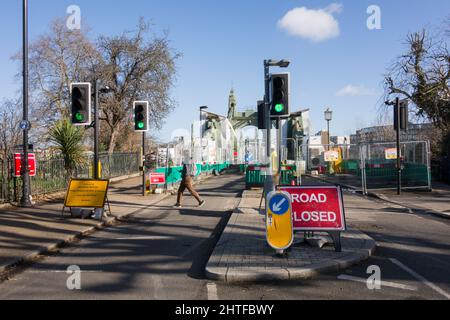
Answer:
[0,152,141,203]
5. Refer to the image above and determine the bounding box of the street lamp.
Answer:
[324,108,333,149]
[94,82,114,180]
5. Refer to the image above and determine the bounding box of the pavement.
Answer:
[369,182,450,219]
[0,174,188,276]
[206,190,377,283]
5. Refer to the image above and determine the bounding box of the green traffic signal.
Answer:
[275,104,284,113]
[137,122,145,129]
[75,112,85,122]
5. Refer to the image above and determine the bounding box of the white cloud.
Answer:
[336,85,375,97]
[277,3,342,42]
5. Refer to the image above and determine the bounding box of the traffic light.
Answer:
[394,99,409,131]
[70,83,91,126]
[257,100,266,130]
[270,73,290,117]
[134,101,149,132]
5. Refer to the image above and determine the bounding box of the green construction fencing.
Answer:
[245,165,296,189]
[151,162,231,187]
[361,161,430,189]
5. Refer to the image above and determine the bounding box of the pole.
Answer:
[165,144,170,192]
[395,97,402,195]
[20,0,32,207]
[142,132,146,196]
[277,118,282,184]
[93,80,100,180]
[264,61,275,196]
[327,120,331,151]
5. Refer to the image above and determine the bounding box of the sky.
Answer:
[0,0,449,142]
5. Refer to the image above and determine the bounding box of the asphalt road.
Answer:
[0,173,449,300]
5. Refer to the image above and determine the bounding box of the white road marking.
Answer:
[28,270,102,273]
[207,282,218,300]
[337,275,418,291]
[389,258,450,300]
[115,236,174,241]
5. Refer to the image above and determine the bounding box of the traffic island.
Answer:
[205,195,377,283]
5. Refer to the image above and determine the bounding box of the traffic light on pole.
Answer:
[394,99,409,131]
[70,83,91,126]
[134,101,149,132]
[270,73,290,117]
[257,100,266,130]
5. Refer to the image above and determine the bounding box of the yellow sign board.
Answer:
[266,191,294,251]
[64,179,110,208]
[385,148,398,160]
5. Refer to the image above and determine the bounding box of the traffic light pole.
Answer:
[20,0,32,208]
[142,132,146,196]
[264,61,275,197]
[395,97,402,196]
[277,118,282,182]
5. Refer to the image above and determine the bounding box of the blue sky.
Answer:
[0,0,449,141]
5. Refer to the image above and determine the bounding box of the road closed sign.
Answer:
[280,186,346,232]
[266,191,294,251]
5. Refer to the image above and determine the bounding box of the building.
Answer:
[350,123,434,145]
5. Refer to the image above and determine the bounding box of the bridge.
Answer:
[191,88,310,167]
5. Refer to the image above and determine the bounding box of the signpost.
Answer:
[279,186,346,252]
[14,153,36,178]
[266,191,294,253]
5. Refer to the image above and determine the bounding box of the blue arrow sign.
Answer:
[269,193,290,216]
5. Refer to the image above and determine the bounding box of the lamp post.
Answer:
[324,108,333,175]
[324,108,333,150]
[20,0,32,207]
[93,82,113,180]
[263,59,290,196]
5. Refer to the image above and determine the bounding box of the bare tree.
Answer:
[15,19,99,127]
[19,18,180,154]
[0,99,22,161]
[97,19,181,153]
[384,27,450,129]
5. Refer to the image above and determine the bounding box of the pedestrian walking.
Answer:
[174,159,205,208]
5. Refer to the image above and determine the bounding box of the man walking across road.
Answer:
[174,159,205,208]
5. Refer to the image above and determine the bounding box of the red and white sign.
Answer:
[149,173,166,185]
[280,186,346,231]
[14,153,36,178]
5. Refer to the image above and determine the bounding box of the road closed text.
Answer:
[280,187,346,231]
[294,210,338,223]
